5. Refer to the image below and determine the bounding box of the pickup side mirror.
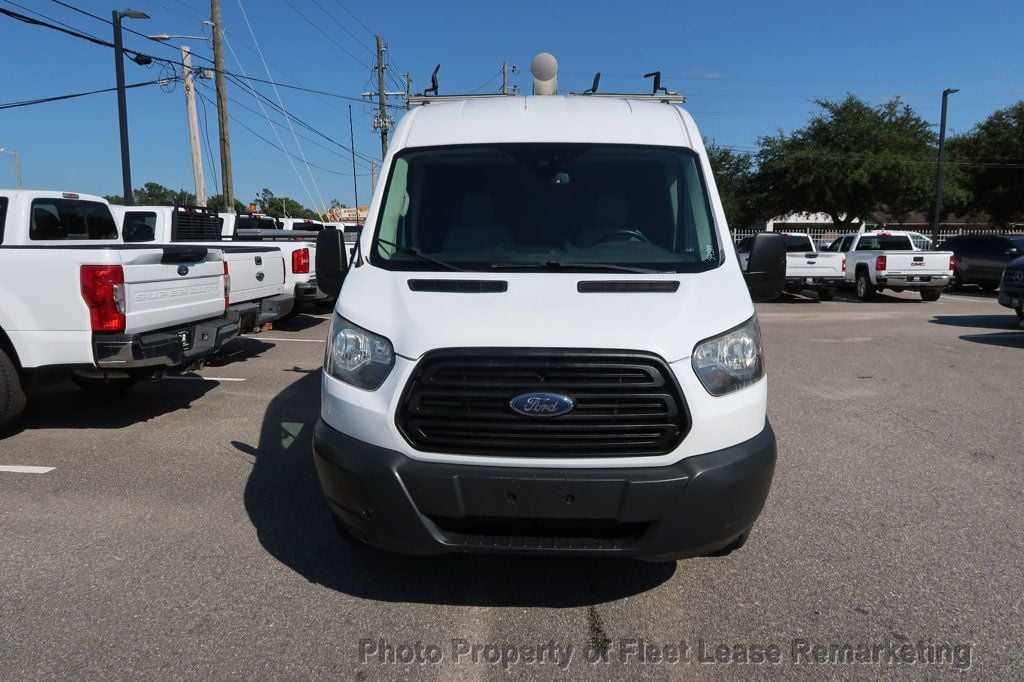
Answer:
[315,228,348,298]
[743,232,786,302]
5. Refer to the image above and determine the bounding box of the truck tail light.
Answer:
[223,261,231,309]
[80,264,126,333]
[876,255,887,272]
[292,247,310,274]
[841,257,847,273]
[949,255,956,272]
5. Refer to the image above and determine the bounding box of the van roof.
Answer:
[400,95,697,149]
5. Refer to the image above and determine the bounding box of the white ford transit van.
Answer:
[312,62,785,561]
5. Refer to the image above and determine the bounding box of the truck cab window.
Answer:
[30,199,117,241]
[122,211,157,242]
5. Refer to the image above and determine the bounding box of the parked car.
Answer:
[311,67,788,562]
[737,232,845,300]
[997,256,1024,322]
[279,217,325,233]
[112,205,294,332]
[0,190,237,434]
[826,231,953,301]
[938,234,1024,291]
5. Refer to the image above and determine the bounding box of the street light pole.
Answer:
[931,87,959,248]
[0,148,22,189]
[112,9,149,206]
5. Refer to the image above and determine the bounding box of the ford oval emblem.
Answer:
[509,392,575,417]
[177,265,189,276]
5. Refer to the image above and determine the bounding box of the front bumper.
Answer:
[93,316,239,369]
[997,287,1024,310]
[313,419,777,561]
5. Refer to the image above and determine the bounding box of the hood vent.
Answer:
[577,280,680,293]
[408,279,508,293]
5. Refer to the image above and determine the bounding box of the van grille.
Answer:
[397,349,689,458]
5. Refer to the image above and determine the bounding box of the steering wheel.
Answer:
[595,229,650,244]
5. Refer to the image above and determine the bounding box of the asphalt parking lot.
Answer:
[2,290,1022,679]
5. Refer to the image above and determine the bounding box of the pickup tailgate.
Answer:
[121,247,226,334]
[220,247,286,304]
[881,250,952,275]
[786,251,845,279]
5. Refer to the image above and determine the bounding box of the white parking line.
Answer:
[942,295,995,303]
[164,376,247,382]
[258,337,326,343]
[0,465,55,474]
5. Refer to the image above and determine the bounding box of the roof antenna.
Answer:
[583,72,601,94]
[644,71,668,95]
[421,64,440,96]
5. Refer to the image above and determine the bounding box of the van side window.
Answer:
[29,199,118,241]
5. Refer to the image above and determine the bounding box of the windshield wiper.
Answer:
[491,260,660,274]
[376,238,464,272]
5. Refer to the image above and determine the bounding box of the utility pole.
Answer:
[502,61,508,95]
[181,46,206,206]
[931,87,959,248]
[0,148,22,189]
[405,72,413,109]
[370,160,378,192]
[374,35,390,160]
[349,105,360,226]
[112,9,149,205]
[211,0,234,209]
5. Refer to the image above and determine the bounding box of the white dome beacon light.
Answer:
[531,52,558,95]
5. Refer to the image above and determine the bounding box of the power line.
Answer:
[197,89,365,177]
[196,84,220,191]
[0,79,170,110]
[331,0,375,38]
[562,70,1024,85]
[308,0,373,54]
[280,0,370,70]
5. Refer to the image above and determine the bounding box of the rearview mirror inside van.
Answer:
[315,228,348,298]
[743,232,786,301]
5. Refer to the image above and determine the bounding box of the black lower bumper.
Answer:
[93,316,239,369]
[313,420,777,561]
[226,294,295,332]
[294,280,320,302]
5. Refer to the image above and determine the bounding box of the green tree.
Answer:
[254,188,319,219]
[946,102,1024,224]
[705,140,762,228]
[753,95,948,228]
[131,182,196,206]
[206,194,247,214]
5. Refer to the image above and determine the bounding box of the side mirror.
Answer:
[743,232,786,302]
[315,228,348,298]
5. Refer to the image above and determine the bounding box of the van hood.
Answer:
[336,264,755,363]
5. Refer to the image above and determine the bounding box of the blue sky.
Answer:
[2,0,1024,211]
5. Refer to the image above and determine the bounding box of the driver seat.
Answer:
[441,193,512,252]
[575,193,632,248]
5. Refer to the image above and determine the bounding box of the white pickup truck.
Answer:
[219,213,328,308]
[737,232,845,300]
[0,190,238,434]
[825,231,953,301]
[112,205,294,332]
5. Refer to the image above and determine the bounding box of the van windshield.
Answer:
[370,144,722,273]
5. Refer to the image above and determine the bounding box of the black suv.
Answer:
[997,256,1024,321]
[939,234,1024,290]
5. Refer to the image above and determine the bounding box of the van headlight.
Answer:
[692,316,764,396]
[325,315,395,390]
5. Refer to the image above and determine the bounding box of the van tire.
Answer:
[855,271,876,301]
[920,288,942,301]
[0,347,27,435]
[817,288,835,301]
